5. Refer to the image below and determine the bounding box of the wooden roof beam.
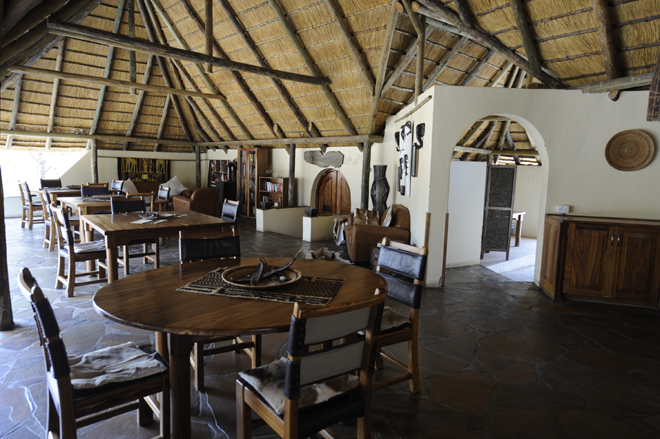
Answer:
[367,0,399,137]
[46,20,329,87]
[382,26,433,97]
[413,0,565,88]
[1,0,68,48]
[201,134,383,148]
[577,72,654,93]
[505,130,521,165]
[593,0,622,100]
[1,129,197,148]
[153,94,171,152]
[4,74,23,149]
[493,119,511,165]
[216,0,327,151]
[454,146,537,158]
[460,50,493,86]
[400,0,425,100]
[267,0,357,137]
[422,36,468,93]
[452,0,474,29]
[323,0,375,96]
[509,0,542,78]
[122,54,155,150]
[46,40,65,150]
[178,0,278,139]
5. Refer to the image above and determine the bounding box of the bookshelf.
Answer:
[259,177,289,208]
[238,147,268,218]
[208,159,236,201]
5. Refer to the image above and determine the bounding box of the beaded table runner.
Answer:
[177,267,343,305]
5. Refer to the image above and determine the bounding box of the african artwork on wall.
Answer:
[118,157,169,182]
[394,121,426,197]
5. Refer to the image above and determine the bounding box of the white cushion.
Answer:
[68,342,167,389]
[162,175,188,197]
[122,179,139,194]
[239,358,359,415]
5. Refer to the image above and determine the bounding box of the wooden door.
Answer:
[316,170,351,215]
[540,216,565,299]
[563,223,614,298]
[613,226,660,305]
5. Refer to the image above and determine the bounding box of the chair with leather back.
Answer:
[178,228,259,391]
[344,204,411,264]
[110,197,159,275]
[236,289,385,439]
[19,181,45,229]
[40,178,62,188]
[39,190,56,251]
[373,237,428,393]
[80,185,109,196]
[18,267,170,439]
[152,185,171,212]
[110,179,124,194]
[221,199,239,229]
[172,188,222,217]
[52,206,108,297]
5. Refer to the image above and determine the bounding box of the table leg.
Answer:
[105,237,120,283]
[515,215,523,247]
[168,333,193,439]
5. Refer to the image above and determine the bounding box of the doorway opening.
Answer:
[446,115,542,282]
[310,169,352,215]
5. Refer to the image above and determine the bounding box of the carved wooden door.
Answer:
[317,170,351,215]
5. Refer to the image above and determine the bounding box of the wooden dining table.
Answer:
[44,187,83,205]
[93,257,386,439]
[81,210,231,282]
[58,195,113,216]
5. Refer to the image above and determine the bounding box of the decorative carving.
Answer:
[304,150,344,168]
[370,165,389,216]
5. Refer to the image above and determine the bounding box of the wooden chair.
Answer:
[39,190,56,251]
[19,181,45,229]
[152,185,171,212]
[110,197,159,275]
[40,178,62,188]
[52,206,108,297]
[85,182,108,188]
[80,185,109,196]
[17,267,170,439]
[373,237,428,393]
[110,179,124,194]
[178,228,259,391]
[220,199,239,229]
[236,289,385,439]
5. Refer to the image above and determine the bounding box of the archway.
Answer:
[310,169,351,215]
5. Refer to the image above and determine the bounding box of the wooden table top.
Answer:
[81,210,230,236]
[58,195,113,208]
[93,257,387,336]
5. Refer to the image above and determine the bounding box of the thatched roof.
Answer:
[1,0,658,163]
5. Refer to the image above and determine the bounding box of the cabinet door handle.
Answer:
[610,233,615,245]
[617,234,622,246]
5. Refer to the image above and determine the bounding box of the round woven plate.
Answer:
[222,265,301,289]
[605,130,655,171]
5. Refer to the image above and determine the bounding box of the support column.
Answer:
[288,144,296,207]
[360,141,372,210]
[195,145,201,189]
[91,139,99,183]
[0,167,14,331]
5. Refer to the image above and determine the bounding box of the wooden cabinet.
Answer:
[238,148,268,218]
[540,215,660,307]
[259,177,288,208]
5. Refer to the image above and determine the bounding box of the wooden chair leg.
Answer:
[138,397,153,426]
[375,348,384,370]
[123,246,131,275]
[28,210,34,230]
[21,209,26,228]
[98,259,106,280]
[153,242,159,269]
[46,391,59,436]
[66,257,76,297]
[55,255,65,289]
[193,342,205,392]
[408,338,420,393]
[160,378,170,439]
[236,380,252,439]
[251,335,261,368]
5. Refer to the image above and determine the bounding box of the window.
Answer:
[0,150,85,196]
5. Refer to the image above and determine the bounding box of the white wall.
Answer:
[513,165,542,238]
[407,85,660,287]
[446,161,487,267]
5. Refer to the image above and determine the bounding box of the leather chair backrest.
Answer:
[110,180,124,192]
[190,188,220,216]
[377,245,427,309]
[221,200,239,222]
[111,198,146,213]
[157,185,170,200]
[41,179,62,189]
[385,205,410,230]
[179,234,241,262]
[81,185,109,196]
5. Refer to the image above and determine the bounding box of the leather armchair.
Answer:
[344,204,410,264]
[172,188,222,217]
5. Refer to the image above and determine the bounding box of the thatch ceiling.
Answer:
[1,0,658,162]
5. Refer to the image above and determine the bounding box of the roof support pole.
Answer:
[90,139,99,183]
[123,54,155,150]
[46,40,65,149]
[86,0,127,150]
[382,26,433,96]
[360,141,372,210]
[204,0,212,73]
[216,0,327,151]
[592,0,621,100]
[509,0,542,78]
[288,143,296,207]
[127,0,136,93]
[401,0,425,101]
[154,94,171,152]
[0,166,14,330]
[4,74,23,148]
[267,0,357,137]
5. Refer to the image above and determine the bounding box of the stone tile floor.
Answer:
[2,217,660,438]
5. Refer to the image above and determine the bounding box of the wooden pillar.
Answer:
[360,141,372,210]
[288,143,296,207]
[0,166,14,331]
[91,139,99,183]
[195,145,201,189]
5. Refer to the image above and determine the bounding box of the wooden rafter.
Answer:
[178,0,278,139]
[122,54,155,150]
[127,0,136,92]
[367,0,399,135]
[422,36,468,93]
[460,50,494,85]
[267,0,357,136]
[86,0,126,150]
[46,20,329,87]
[592,0,621,100]
[400,0,425,100]
[413,0,565,88]
[149,0,252,142]
[382,26,433,97]
[216,0,326,150]
[4,74,23,148]
[452,0,474,28]
[505,130,521,165]
[46,40,65,150]
[204,0,212,73]
[1,129,197,148]
[577,72,653,93]
[493,120,512,164]
[509,0,542,78]
[1,0,68,48]
[153,94,171,152]
[201,134,383,148]
[323,0,375,95]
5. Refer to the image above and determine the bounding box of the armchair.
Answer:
[344,204,410,264]
[172,188,222,217]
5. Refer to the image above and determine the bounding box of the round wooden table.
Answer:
[93,257,386,439]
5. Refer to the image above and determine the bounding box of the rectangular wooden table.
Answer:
[58,195,114,216]
[81,210,232,282]
[44,187,83,205]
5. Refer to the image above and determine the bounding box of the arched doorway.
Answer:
[315,169,351,215]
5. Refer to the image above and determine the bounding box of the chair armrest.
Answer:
[179,189,193,199]
[347,213,354,225]
[172,195,193,211]
[344,224,410,264]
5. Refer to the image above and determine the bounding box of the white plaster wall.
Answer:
[513,165,542,238]
[446,161,487,267]
[416,85,660,287]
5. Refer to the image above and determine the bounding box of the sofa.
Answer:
[172,188,223,217]
[344,204,410,264]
